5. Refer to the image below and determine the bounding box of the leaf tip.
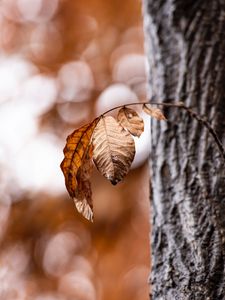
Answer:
[110,179,119,185]
[74,198,94,222]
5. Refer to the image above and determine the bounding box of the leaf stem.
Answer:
[103,101,225,162]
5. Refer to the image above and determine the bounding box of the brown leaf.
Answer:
[117,107,144,137]
[92,116,135,185]
[73,145,94,221]
[60,118,99,220]
[142,104,166,120]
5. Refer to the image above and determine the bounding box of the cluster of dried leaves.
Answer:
[61,104,166,221]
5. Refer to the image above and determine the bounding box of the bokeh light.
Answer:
[58,61,94,102]
[17,0,59,23]
[95,83,138,115]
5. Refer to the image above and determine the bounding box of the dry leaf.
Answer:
[60,118,99,220]
[61,102,167,221]
[73,145,94,221]
[142,104,166,120]
[92,116,135,185]
[117,107,144,137]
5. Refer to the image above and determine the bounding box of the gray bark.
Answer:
[143,1,225,299]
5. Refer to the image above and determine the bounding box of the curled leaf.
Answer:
[117,107,144,137]
[142,104,166,120]
[92,116,135,185]
[60,118,99,220]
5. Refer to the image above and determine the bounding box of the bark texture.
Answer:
[143,1,225,299]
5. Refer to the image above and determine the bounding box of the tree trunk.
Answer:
[143,1,225,299]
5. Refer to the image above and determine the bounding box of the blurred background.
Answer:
[0,0,150,299]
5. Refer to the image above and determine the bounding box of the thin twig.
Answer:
[102,102,149,115]
[103,101,225,162]
[174,103,225,161]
